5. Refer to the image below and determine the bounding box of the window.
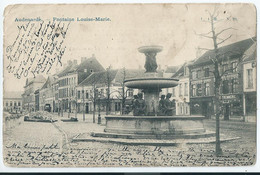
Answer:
[184,83,188,96]
[77,91,81,99]
[172,88,175,97]
[222,64,229,73]
[128,89,134,97]
[223,80,229,94]
[205,83,210,96]
[247,69,253,89]
[179,84,182,96]
[10,101,12,106]
[231,79,238,93]
[192,71,197,79]
[101,89,104,96]
[197,84,202,96]
[90,69,93,73]
[192,85,196,97]
[86,92,89,99]
[197,70,201,78]
[204,68,210,77]
[14,102,17,106]
[232,62,238,73]
[184,67,189,76]
[6,102,8,106]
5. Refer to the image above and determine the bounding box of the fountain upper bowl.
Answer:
[138,45,163,53]
[124,77,179,89]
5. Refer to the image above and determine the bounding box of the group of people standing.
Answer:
[131,92,175,116]
[158,93,175,116]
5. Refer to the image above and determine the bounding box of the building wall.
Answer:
[243,61,257,117]
[243,62,257,92]
[171,77,190,115]
[58,73,78,112]
[189,57,244,118]
[3,98,23,111]
[75,84,137,113]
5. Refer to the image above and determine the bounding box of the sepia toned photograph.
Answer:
[2,3,257,167]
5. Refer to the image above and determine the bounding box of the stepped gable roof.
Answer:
[4,91,22,99]
[191,37,256,67]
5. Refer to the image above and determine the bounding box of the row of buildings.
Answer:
[18,37,256,120]
[167,37,256,120]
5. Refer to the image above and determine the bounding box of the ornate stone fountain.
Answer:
[90,46,214,141]
[125,45,178,116]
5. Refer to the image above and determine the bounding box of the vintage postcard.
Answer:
[2,3,257,167]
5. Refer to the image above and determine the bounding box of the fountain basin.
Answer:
[124,78,179,89]
[103,115,207,137]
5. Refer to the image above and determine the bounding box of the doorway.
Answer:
[224,104,230,120]
[86,103,89,114]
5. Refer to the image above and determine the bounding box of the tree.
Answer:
[197,6,245,156]
[115,68,129,115]
[89,73,98,123]
[105,67,112,115]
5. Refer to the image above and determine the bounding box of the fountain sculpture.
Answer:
[90,46,214,140]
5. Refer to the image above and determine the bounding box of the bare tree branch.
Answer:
[217,35,232,45]
[198,47,213,51]
[216,27,236,37]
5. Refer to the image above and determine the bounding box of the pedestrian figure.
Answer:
[165,93,174,116]
[158,95,166,116]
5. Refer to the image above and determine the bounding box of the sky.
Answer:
[3,4,256,92]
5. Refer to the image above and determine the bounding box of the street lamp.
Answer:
[98,91,101,124]
[82,89,85,121]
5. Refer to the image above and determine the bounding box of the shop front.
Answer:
[190,97,213,118]
[220,94,243,120]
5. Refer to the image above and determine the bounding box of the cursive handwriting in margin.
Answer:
[5,20,70,79]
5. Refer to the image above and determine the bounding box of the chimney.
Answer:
[81,57,87,63]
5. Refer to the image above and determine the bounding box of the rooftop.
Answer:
[191,37,256,67]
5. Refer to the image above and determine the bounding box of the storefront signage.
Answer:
[221,94,236,100]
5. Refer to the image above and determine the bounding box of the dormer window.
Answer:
[90,69,93,73]
[84,69,87,73]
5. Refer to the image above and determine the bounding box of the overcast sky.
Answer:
[4,4,256,92]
